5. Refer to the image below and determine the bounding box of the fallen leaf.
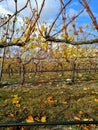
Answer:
[62,101,67,105]
[74,116,80,120]
[26,115,34,123]
[83,87,88,91]
[34,117,40,122]
[78,111,83,115]
[94,98,98,102]
[12,95,19,104]
[83,118,89,121]
[41,116,46,122]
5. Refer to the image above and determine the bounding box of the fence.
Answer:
[1,67,98,85]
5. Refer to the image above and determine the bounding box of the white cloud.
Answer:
[0,5,12,16]
[4,0,59,21]
[40,0,59,21]
[0,4,23,25]
[0,0,60,30]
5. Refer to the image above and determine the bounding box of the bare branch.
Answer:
[46,37,98,45]
[35,0,38,11]
[60,0,67,36]
[79,0,98,30]
[47,0,72,36]
[25,0,45,42]
[0,36,98,48]
[0,42,25,48]
[50,9,84,37]
[0,0,30,28]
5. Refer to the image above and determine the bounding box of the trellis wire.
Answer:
[0,121,98,127]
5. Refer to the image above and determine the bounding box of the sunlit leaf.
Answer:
[0,38,5,42]
[67,36,73,41]
[13,38,19,43]
[42,43,48,48]
[20,37,26,42]
[40,24,46,32]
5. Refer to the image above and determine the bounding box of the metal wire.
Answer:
[0,121,98,127]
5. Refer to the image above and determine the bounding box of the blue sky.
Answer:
[68,0,98,24]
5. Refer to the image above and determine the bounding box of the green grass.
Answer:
[0,80,98,130]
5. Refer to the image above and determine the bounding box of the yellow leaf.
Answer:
[47,96,53,101]
[26,115,34,123]
[16,104,20,107]
[67,36,73,41]
[91,91,95,94]
[41,116,46,122]
[22,45,26,50]
[20,37,26,42]
[13,38,19,43]
[83,87,88,91]
[62,101,67,105]
[40,25,46,32]
[30,44,36,49]
[94,98,98,102]
[61,34,67,39]
[42,43,48,48]
[78,111,83,115]
[83,118,89,121]
[67,36,71,41]
[12,95,19,104]
[44,96,57,104]
[0,38,5,42]
[85,24,88,28]
[74,116,80,120]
